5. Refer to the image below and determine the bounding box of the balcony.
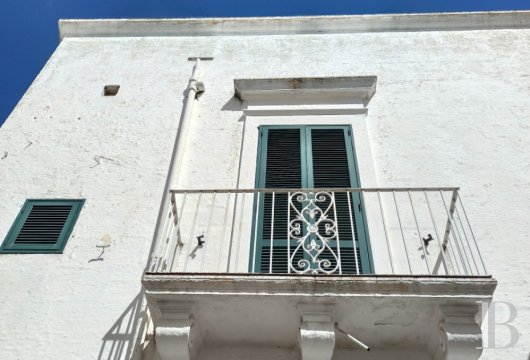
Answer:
[142,188,496,360]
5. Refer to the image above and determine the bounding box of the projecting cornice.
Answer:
[234,76,377,116]
[59,11,530,40]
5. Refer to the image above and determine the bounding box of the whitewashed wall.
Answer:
[0,23,529,359]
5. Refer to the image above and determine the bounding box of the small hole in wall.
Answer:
[103,85,120,96]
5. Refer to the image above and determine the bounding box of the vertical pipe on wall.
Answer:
[172,59,203,187]
[148,59,204,270]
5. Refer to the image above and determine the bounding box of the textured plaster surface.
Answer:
[198,346,429,360]
[0,38,186,359]
[1,21,530,359]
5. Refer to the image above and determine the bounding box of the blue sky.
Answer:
[1,0,530,126]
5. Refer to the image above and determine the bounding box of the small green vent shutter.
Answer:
[1,199,84,253]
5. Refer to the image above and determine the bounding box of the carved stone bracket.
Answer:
[155,303,194,360]
[298,305,335,360]
[436,304,483,360]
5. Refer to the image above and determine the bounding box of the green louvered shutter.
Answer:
[1,199,84,253]
[254,125,372,274]
[258,128,304,273]
[308,128,364,274]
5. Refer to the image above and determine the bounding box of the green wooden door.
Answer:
[252,125,373,274]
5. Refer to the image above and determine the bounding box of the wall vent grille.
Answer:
[1,199,84,253]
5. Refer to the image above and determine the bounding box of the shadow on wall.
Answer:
[98,291,150,360]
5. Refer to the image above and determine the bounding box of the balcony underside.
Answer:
[143,273,496,358]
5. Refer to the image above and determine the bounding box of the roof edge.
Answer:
[59,11,530,40]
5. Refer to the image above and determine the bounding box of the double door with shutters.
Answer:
[252,125,372,274]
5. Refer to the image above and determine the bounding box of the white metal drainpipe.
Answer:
[171,59,204,186]
[148,58,205,271]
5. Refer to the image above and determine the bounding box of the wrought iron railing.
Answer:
[148,188,488,276]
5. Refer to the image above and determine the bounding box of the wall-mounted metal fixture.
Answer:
[88,244,110,263]
[187,57,213,98]
[196,235,205,247]
[335,324,370,351]
[423,234,434,247]
[103,85,120,96]
[187,57,213,61]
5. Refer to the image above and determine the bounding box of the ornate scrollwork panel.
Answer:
[289,191,340,274]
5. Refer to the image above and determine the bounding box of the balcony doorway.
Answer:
[251,125,373,274]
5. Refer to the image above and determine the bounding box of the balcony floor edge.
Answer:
[142,273,496,299]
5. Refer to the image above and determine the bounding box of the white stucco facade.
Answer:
[0,11,529,359]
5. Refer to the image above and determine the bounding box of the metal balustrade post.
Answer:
[269,192,275,274]
[166,193,188,272]
[200,192,217,272]
[165,212,180,272]
[440,190,469,275]
[408,191,431,274]
[182,193,202,272]
[155,193,184,272]
[349,191,362,274]
[449,207,473,275]
[331,191,343,275]
[217,193,232,272]
[152,198,175,269]
[233,192,246,273]
[393,191,413,274]
[424,191,449,275]
[457,192,488,275]
[251,192,261,273]
[287,191,291,274]
[454,206,479,275]
[150,203,172,272]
